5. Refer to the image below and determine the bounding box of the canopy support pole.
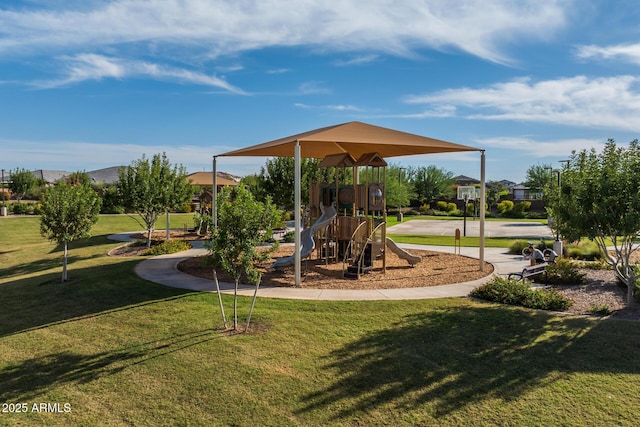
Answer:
[479,150,486,271]
[294,140,302,287]
[212,156,218,230]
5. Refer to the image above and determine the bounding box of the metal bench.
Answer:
[508,262,549,283]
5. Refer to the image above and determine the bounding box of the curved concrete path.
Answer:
[109,230,532,301]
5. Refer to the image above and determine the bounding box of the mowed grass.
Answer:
[1,215,640,425]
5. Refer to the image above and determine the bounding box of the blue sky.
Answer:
[1,0,640,183]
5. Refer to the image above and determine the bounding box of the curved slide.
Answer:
[386,237,422,266]
[271,204,337,270]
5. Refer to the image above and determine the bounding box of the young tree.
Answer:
[524,163,554,195]
[411,165,455,204]
[546,140,640,307]
[40,181,102,282]
[117,153,192,247]
[385,165,413,209]
[206,186,281,331]
[9,168,38,202]
[257,157,328,210]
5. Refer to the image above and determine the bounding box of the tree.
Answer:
[256,157,329,210]
[40,181,102,282]
[411,165,454,204]
[206,186,281,331]
[546,140,640,307]
[64,171,91,186]
[117,153,192,247]
[9,168,38,202]
[524,163,554,196]
[385,165,413,209]
[486,180,509,211]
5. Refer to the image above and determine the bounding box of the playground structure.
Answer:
[273,151,422,279]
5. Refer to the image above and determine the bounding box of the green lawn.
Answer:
[1,215,640,426]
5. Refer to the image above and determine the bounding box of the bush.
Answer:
[589,304,612,316]
[419,203,430,214]
[471,276,573,311]
[12,202,31,215]
[282,231,295,243]
[446,202,457,212]
[497,200,514,215]
[545,258,586,285]
[435,201,448,212]
[403,209,419,216]
[144,240,192,256]
[508,240,530,255]
[565,241,601,260]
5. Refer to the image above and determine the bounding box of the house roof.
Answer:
[87,166,125,185]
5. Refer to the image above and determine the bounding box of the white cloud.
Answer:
[576,43,640,65]
[30,53,245,93]
[0,138,264,176]
[0,1,568,65]
[294,103,363,112]
[405,75,640,131]
[333,54,379,67]
[476,136,608,158]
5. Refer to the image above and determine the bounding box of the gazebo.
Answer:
[214,121,486,286]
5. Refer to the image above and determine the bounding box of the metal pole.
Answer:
[294,140,301,287]
[212,156,218,230]
[479,150,486,272]
[1,169,6,217]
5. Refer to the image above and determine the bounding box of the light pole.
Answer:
[397,167,405,222]
[1,169,6,217]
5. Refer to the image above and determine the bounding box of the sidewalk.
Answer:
[115,232,531,301]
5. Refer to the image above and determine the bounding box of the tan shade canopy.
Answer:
[218,121,481,159]
[187,172,238,187]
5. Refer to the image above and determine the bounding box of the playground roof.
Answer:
[218,121,481,159]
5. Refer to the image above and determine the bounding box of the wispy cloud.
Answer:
[405,75,640,131]
[476,136,608,158]
[0,138,264,176]
[333,54,379,67]
[30,53,245,93]
[0,1,568,66]
[576,43,640,65]
[295,103,363,112]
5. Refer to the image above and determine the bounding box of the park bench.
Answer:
[508,262,549,284]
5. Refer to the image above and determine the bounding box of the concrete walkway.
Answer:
[110,230,532,301]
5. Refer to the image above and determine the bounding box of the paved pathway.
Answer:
[110,226,534,301]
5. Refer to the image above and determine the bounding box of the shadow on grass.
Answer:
[0,258,192,338]
[299,306,640,420]
[0,328,219,402]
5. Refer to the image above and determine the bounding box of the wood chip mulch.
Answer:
[177,246,493,290]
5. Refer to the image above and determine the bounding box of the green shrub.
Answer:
[435,201,448,212]
[509,240,530,255]
[144,240,192,256]
[565,241,601,260]
[589,304,612,316]
[282,231,295,243]
[12,202,31,215]
[404,209,419,216]
[471,276,573,311]
[32,203,44,215]
[497,200,514,214]
[419,203,430,214]
[513,201,531,214]
[545,258,586,285]
[446,202,457,212]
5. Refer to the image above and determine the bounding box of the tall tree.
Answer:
[411,165,455,204]
[258,157,328,210]
[546,140,640,307]
[385,165,413,209]
[117,153,192,247]
[524,163,554,195]
[40,181,102,282]
[9,168,37,202]
[206,186,281,331]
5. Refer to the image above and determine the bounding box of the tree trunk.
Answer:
[245,276,261,332]
[213,270,227,329]
[233,278,239,330]
[146,226,153,248]
[62,241,68,282]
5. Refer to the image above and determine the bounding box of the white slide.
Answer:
[271,204,337,270]
[386,237,422,266]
